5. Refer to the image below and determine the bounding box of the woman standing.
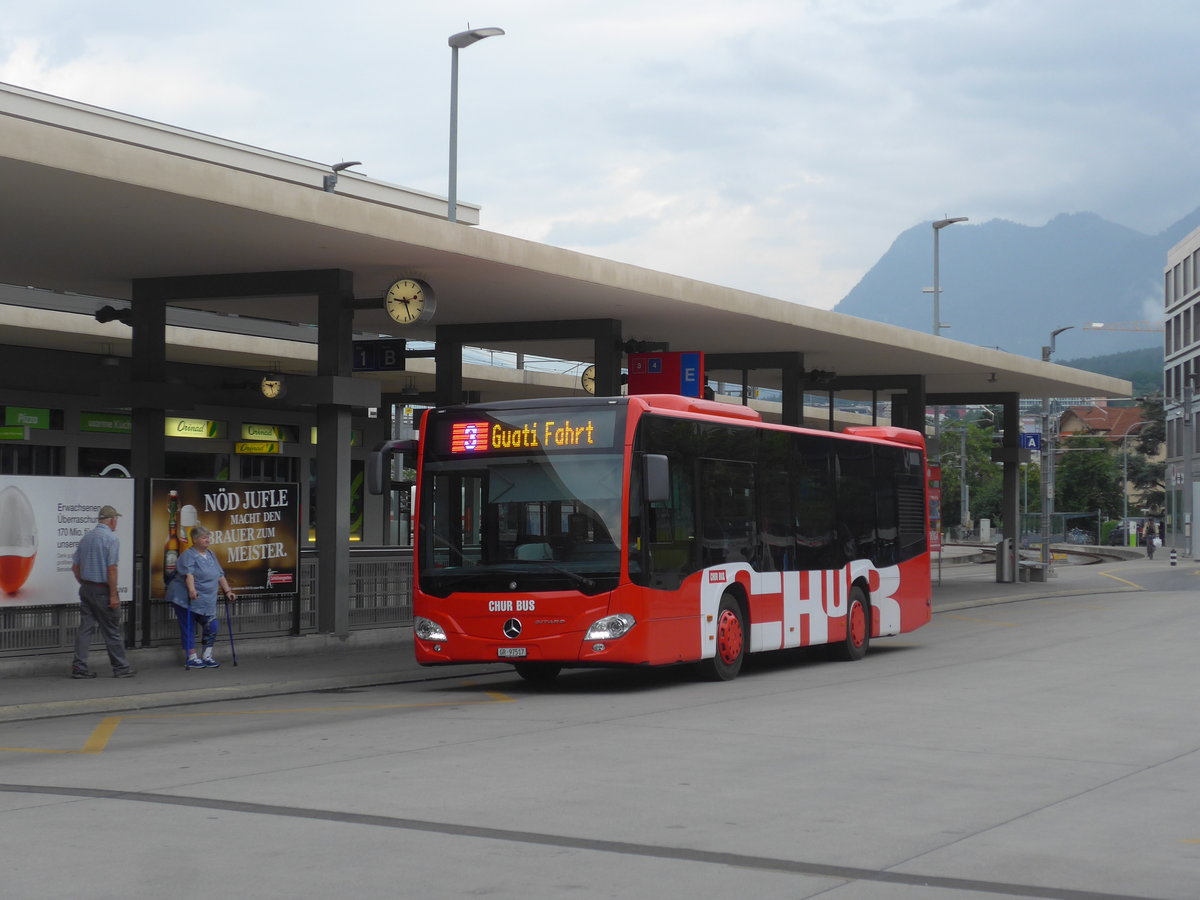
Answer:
[166,525,237,669]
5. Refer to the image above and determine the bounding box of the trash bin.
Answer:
[995,537,1014,583]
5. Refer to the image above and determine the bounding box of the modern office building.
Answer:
[1164,225,1200,553]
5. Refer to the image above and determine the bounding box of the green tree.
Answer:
[938,420,1004,532]
[1131,394,1165,514]
[1056,435,1123,518]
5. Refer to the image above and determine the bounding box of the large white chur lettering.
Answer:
[697,560,908,658]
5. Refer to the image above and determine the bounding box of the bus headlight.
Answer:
[414,616,448,642]
[585,614,635,640]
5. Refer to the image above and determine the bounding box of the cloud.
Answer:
[3,0,1200,312]
[0,34,258,123]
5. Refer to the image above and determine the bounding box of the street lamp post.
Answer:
[1040,326,1074,571]
[931,217,968,335]
[928,216,967,478]
[447,26,505,224]
[960,422,969,534]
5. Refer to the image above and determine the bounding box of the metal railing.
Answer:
[0,547,413,657]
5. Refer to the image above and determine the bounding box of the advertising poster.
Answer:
[0,474,134,607]
[149,479,300,597]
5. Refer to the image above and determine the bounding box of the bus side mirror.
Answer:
[644,454,670,504]
[367,439,417,495]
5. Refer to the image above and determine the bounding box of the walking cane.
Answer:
[183,601,195,670]
[223,594,239,667]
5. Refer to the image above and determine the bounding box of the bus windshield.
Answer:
[419,452,624,596]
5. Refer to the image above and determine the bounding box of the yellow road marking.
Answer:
[79,716,122,754]
[0,691,514,755]
[1098,571,1145,590]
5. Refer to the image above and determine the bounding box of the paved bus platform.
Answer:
[0,551,1153,723]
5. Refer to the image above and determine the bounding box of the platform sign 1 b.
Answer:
[352,339,406,372]
[627,351,705,398]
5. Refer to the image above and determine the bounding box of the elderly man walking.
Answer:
[70,504,135,679]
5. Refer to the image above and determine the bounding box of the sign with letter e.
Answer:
[627,351,705,398]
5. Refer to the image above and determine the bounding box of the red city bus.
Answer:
[411,394,931,682]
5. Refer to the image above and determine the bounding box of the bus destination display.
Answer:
[442,409,617,455]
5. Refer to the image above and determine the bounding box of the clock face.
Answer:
[385,278,435,325]
[581,364,597,395]
[261,376,284,399]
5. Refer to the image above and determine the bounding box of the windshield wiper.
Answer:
[536,563,595,588]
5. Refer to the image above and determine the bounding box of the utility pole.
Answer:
[1040,327,1073,574]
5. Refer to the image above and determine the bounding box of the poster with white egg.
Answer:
[0,475,134,606]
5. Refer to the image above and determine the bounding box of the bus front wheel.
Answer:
[833,586,870,661]
[701,593,746,681]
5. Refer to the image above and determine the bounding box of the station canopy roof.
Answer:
[0,82,1130,405]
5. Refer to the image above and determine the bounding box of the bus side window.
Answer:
[874,446,901,567]
[836,443,877,566]
[758,434,794,571]
[647,462,695,587]
[793,439,836,570]
[700,459,755,567]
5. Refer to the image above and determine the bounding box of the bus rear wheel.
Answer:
[833,586,870,661]
[701,593,746,681]
[513,662,562,683]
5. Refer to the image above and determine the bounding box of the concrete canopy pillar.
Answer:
[130,269,362,636]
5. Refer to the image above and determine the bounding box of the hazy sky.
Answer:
[4,0,1198,310]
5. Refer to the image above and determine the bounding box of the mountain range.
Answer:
[1058,346,1163,398]
[832,208,1200,361]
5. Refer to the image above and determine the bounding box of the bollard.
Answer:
[1170,548,1177,566]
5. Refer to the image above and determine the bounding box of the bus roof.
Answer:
[431,395,924,449]
[630,394,763,423]
[842,425,927,449]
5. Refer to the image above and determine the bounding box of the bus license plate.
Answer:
[497,647,527,658]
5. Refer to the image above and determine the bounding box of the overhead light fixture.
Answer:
[324,161,362,192]
[95,305,132,326]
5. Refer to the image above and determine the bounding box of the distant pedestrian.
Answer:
[71,505,134,678]
[1146,522,1157,559]
[165,525,237,669]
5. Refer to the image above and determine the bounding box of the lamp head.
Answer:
[449,27,505,49]
[94,305,133,326]
[323,161,362,192]
[933,216,969,230]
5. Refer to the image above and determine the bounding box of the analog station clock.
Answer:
[581,364,596,395]
[260,375,285,399]
[384,278,437,326]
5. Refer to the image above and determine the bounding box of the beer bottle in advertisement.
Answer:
[163,490,180,584]
[179,504,198,555]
